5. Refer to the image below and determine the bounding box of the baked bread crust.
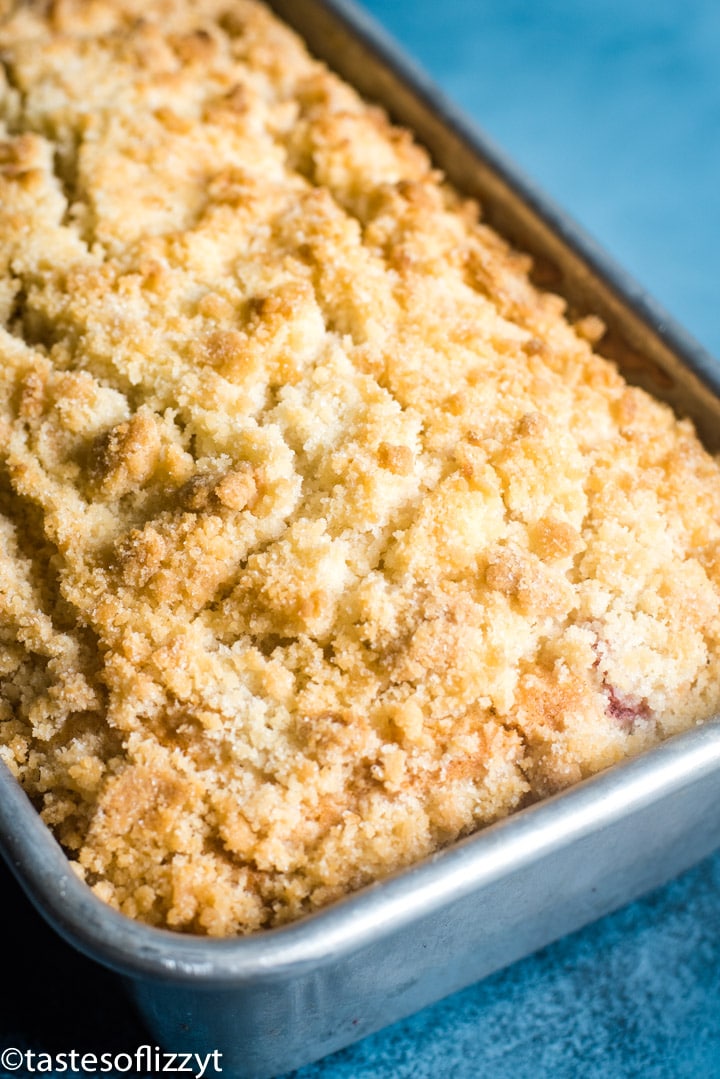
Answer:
[2,0,720,934]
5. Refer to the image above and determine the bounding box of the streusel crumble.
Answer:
[2,0,720,935]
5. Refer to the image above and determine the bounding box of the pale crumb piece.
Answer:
[2,0,720,938]
[574,313,606,344]
[214,468,258,511]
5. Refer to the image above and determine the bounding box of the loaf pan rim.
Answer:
[2,718,720,987]
[1,0,720,1002]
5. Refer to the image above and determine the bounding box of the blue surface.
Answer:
[292,856,720,1079]
[2,2,720,1078]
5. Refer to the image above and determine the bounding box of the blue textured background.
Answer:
[2,1,720,1077]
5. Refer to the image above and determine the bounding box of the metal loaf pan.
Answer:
[2,1,720,1076]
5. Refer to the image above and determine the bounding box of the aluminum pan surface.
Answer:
[1,0,719,991]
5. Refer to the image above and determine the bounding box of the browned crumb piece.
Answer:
[2,0,720,936]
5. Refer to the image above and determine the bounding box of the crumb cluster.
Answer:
[2,0,720,935]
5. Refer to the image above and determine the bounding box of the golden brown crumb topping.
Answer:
[2,0,720,935]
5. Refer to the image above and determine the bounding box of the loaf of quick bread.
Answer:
[2,0,720,936]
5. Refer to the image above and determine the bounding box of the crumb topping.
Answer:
[1,0,720,935]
